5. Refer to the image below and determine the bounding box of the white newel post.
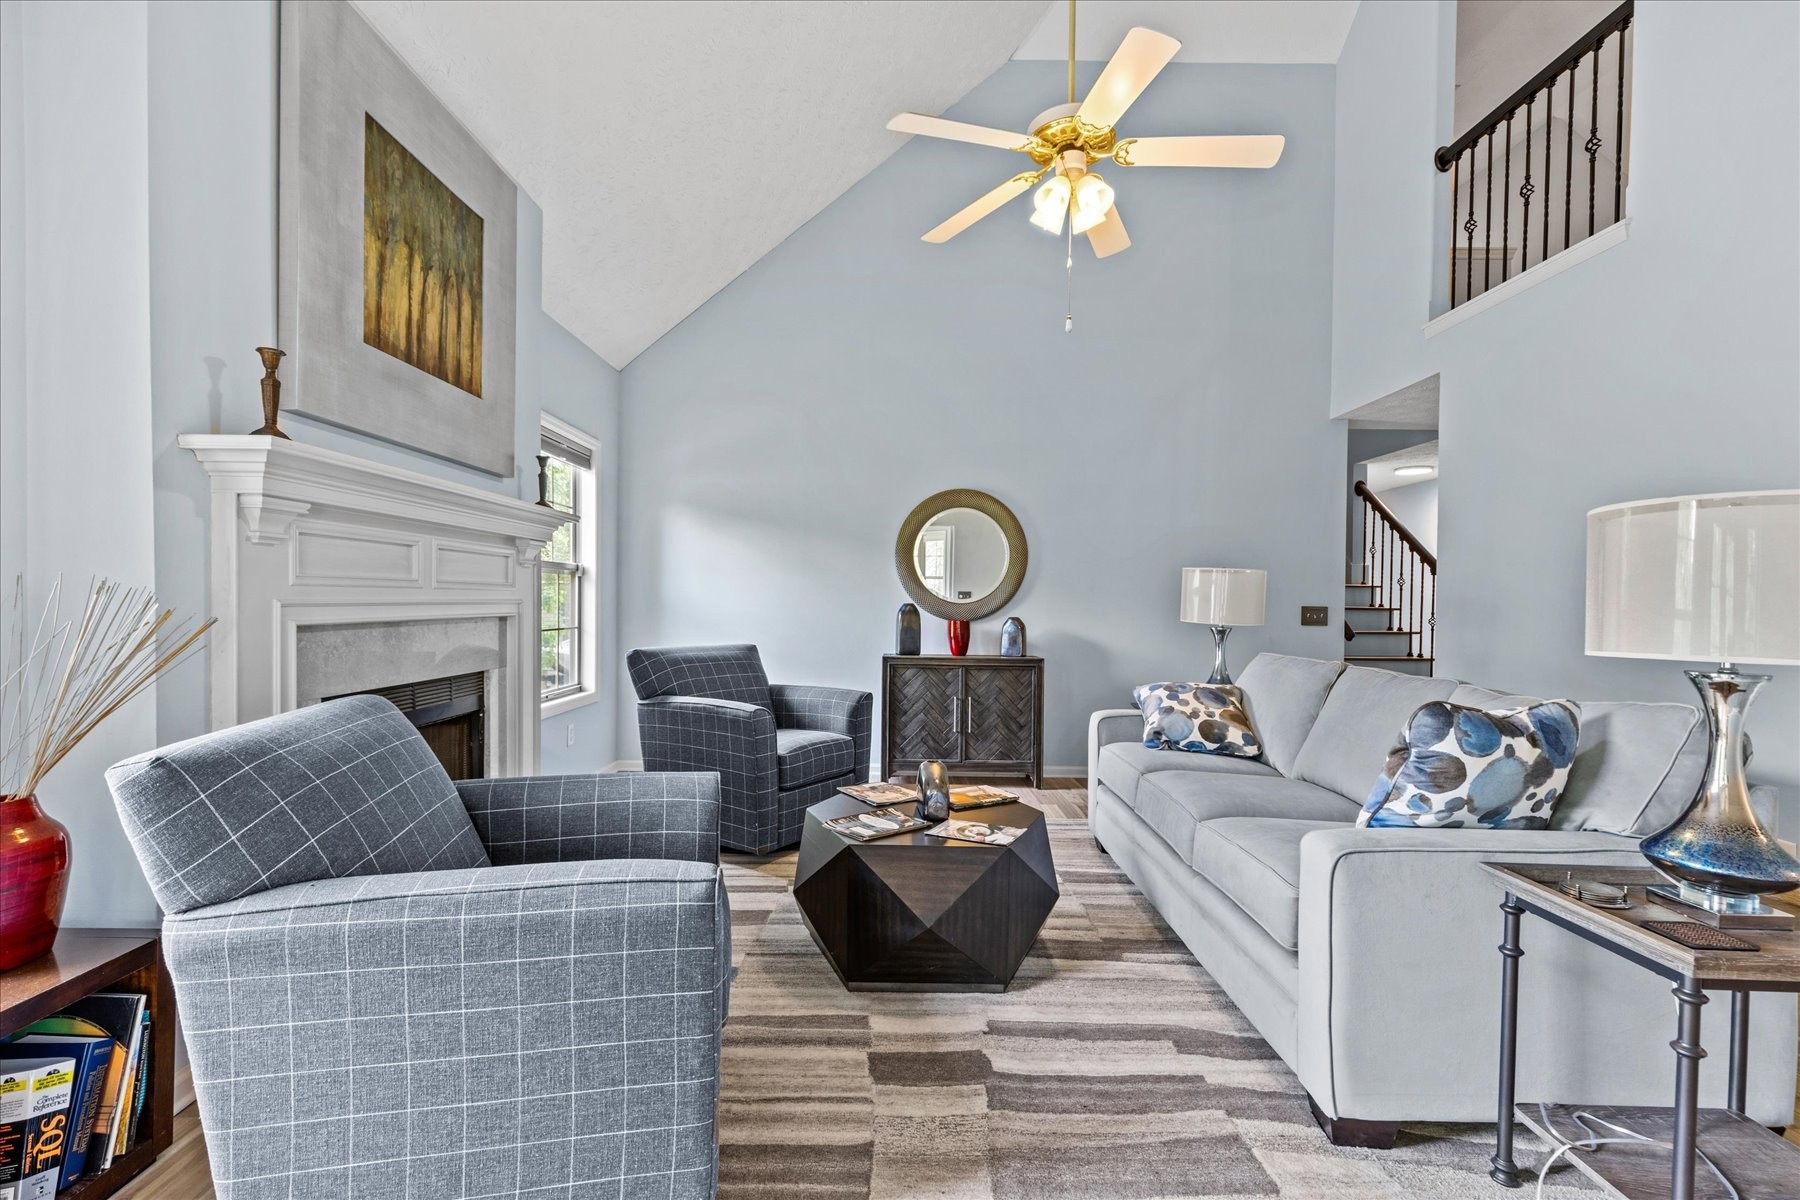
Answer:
[180,435,564,777]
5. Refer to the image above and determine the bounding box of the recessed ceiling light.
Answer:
[1394,465,1435,477]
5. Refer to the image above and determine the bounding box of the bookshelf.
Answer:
[0,929,176,1199]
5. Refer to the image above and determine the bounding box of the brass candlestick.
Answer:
[251,347,290,439]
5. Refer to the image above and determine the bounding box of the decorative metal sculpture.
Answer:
[895,603,921,655]
[1000,616,1026,657]
[250,346,290,439]
[916,759,951,822]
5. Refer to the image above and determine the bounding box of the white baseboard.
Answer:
[175,1060,195,1115]
[1044,766,1086,780]
[606,759,643,772]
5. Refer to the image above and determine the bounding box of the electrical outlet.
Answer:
[1300,606,1330,627]
[566,724,576,747]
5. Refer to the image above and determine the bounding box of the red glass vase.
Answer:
[0,794,70,971]
[947,620,970,656]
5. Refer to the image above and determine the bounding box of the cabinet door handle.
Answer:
[951,696,960,734]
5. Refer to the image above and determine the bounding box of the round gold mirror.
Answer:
[895,489,1028,620]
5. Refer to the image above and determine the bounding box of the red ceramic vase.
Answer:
[947,620,970,656]
[0,794,70,971]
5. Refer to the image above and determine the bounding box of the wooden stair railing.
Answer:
[1349,479,1436,671]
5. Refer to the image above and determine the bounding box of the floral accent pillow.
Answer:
[1132,682,1262,758]
[1358,700,1581,829]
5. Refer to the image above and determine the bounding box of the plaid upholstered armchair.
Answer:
[105,695,730,1200]
[627,644,872,854]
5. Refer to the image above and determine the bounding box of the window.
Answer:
[539,418,597,711]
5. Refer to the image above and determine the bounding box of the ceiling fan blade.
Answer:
[1114,135,1286,169]
[922,171,1043,244]
[888,113,1040,153]
[1086,205,1130,258]
[1076,27,1181,130]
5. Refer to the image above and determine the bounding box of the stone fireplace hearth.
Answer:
[181,435,565,777]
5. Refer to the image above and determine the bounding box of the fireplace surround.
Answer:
[181,435,565,777]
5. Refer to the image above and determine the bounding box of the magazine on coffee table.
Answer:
[837,782,919,807]
[823,805,931,842]
[922,818,1024,846]
[948,785,1018,811]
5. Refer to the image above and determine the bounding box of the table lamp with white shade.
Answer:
[1180,568,1266,686]
[1586,489,1800,916]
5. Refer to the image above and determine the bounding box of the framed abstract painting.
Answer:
[278,0,517,476]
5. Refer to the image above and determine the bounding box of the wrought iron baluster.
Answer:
[1587,43,1601,236]
[1464,146,1476,305]
[1450,158,1460,308]
[1543,74,1553,265]
[1502,113,1512,280]
[1615,21,1627,222]
[1564,58,1576,251]
[1484,131,1494,294]
[1520,97,1533,272]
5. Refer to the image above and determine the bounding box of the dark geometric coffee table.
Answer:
[791,793,1058,992]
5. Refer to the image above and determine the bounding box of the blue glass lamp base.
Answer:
[1640,667,1800,902]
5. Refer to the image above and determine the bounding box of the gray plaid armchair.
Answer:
[105,695,729,1200]
[627,644,871,854]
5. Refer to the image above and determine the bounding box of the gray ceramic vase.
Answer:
[916,759,951,822]
[896,603,921,655]
[999,616,1026,657]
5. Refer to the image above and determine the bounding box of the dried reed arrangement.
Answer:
[1,578,213,798]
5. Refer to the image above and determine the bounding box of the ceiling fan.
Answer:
[887,0,1285,264]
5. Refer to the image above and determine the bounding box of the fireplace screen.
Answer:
[330,671,486,780]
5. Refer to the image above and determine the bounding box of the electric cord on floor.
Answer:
[1532,1102,1741,1200]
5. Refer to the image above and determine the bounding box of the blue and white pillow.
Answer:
[1133,682,1262,758]
[1357,700,1580,829]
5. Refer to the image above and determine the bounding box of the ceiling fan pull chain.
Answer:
[1064,220,1075,332]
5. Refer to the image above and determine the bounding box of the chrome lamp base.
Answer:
[1206,626,1235,686]
[1640,666,1800,905]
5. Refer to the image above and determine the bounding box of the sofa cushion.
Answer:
[1357,700,1581,829]
[775,727,854,789]
[1132,682,1262,757]
[1190,818,1341,951]
[1097,741,1277,807]
[1234,654,1346,777]
[1291,666,1459,801]
[1130,772,1356,867]
[1555,701,1706,835]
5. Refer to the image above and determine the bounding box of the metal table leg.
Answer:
[1670,978,1708,1200]
[1490,892,1525,1188]
[1726,990,1749,1114]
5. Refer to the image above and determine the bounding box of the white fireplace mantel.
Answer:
[180,434,566,776]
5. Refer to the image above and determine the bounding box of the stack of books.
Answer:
[0,993,152,1199]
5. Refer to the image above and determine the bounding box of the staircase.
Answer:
[1346,480,1435,676]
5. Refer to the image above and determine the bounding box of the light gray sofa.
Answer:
[1088,653,1797,1144]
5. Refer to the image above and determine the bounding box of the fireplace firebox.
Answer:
[331,672,486,781]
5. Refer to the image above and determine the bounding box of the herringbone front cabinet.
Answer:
[881,655,1044,787]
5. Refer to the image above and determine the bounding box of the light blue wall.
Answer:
[0,0,622,929]
[1332,1,1800,829]
[618,60,1342,772]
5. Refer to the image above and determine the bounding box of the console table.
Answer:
[1483,863,1800,1200]
[881,655,1043,787]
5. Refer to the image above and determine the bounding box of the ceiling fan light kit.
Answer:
[886,0,1286,328]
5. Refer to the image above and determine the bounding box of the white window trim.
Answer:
[540,413,600,717]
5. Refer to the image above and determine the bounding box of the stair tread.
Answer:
[1345,605,1398,612]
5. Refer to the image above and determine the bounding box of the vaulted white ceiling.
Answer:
[353,1,1361,368]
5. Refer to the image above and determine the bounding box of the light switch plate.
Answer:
[566,724,576,747]
[1300,606,1330,627]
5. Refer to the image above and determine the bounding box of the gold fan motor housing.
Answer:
[1024,102,1115,167]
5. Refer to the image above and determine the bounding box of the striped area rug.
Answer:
[716,788,1592,1199]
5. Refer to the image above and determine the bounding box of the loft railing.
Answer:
[1435,0,1632,309]
[1353,480,1436,666]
